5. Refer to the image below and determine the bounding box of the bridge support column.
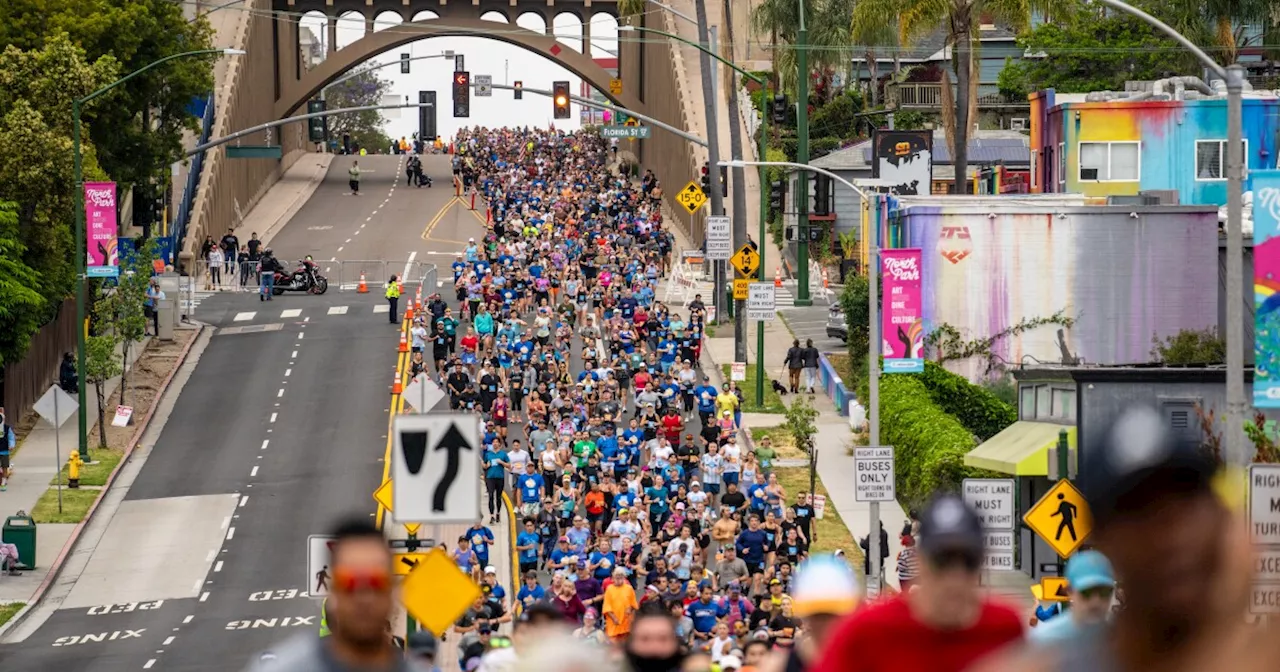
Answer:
[582,18,591,56]
[365,15,375,36]
[327,14,338,55]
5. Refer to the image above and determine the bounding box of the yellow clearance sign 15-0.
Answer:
[676,182,707,214]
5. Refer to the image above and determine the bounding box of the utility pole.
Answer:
[868,196,882,596]
[793,0,811,306]
[723,0,749,362]
[694,0,727,323]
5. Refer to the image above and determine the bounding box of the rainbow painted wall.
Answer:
[1029,90,1280,205]
[897,203,1220,381]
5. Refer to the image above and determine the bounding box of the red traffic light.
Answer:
[454,72,469,85]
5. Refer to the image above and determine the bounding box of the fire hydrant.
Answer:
[67,452,83,489]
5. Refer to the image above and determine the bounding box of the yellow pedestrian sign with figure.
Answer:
[676,181,708,214]
[1023,479,1093,558]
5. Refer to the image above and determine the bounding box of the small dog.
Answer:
[771,379,789,396]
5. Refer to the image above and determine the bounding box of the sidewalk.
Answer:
[231,153,333,248]
[0,336,154,605]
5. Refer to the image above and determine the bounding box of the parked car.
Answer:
[826,304,847,341]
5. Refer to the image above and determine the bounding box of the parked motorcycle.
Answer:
[272,258,329,295]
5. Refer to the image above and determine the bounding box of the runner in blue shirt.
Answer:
[516,518,541,574]
[466,521,495,569]
[516,571,546,608]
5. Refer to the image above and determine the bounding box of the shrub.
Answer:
[809,136,842,158]
[916,361,1017,441]
[880,374,994,511]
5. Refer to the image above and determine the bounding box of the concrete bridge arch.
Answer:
[274,16,644,120]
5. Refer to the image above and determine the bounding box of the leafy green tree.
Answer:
[84,333,121,448]
[750,0,856,97]
[998,14,1199,96]
[809,91,867,142]
[1150,327,1226,365]
[0,201,49,365]
[853,0,1066,195]
[0,34,119,344]
[326,66,394,153]
[0,0,216,188]
[113,238,157,407]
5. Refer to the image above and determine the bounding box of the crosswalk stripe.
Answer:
[373,305,390,313]
[280,309,302,318]
[327,306,349,315]
[233,312,255,322]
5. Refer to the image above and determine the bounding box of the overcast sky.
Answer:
[300,11,622,140]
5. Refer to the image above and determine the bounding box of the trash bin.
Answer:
[3,512,36,569]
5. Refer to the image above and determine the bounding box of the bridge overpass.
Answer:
[180,0,764,267]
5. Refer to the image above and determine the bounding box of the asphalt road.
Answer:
[0,154,492,672]
[779,304,846,355]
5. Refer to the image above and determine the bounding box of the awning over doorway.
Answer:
[963,422,1076,476]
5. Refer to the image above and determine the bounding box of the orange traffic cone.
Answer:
[822,269,830,288]
[405,303,414,321]
[399,331,409,353]
[774,265,783,288]
[415,296,423,313]
[357,271,369,294]
[398,280,405,295]
[392,370,403,395]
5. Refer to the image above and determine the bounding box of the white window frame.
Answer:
[1058,142,1065,187]
[1077,141,1141,182]
[1194,139,1247,182]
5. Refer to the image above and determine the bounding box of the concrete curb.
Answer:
[258,155,334,248]
[0,326,205,639]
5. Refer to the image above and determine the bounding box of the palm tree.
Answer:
[751,0,856,97]
[853,0,1062,194]
[1161,0,1271,65]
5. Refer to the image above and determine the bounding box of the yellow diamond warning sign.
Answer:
[676,181,708,214]
[1023,479,1093,558]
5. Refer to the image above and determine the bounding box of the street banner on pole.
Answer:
[1253,170,1280,407]
[85,182,120,278]
[881,248,923,373]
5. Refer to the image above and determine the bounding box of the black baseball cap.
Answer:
[916,494,984,561]
[407,631,438,657]
[1082,405,1217,528]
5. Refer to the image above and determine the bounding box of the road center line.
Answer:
[298,332,305,339]
[270,413,277,423]
[345,238,351,243]
[261,440,270,450]
[214,562,223,574]
[285,368,292,377]
[144,659,156,669]
[164,636,176,646]
[200,592,210,602]
[277,388,284,398]
[250,466,259,477]
[240,495,249,507]
[227,527,236,540]
[184,615,194,624]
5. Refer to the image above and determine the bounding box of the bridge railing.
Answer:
[173,93,216,253]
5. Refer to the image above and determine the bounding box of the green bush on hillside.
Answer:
[881,374,994,511]
[917,361,1017,441]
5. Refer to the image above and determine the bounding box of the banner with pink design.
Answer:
[84,182,119,278]
[881,248,924,373]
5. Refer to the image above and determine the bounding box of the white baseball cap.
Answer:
[484,565,497,575]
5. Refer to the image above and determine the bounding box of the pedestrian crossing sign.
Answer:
[1023,479,1093,558]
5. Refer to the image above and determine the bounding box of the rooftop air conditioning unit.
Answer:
[1010,117,1028,131]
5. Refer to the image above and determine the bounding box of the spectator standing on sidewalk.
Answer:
[144,278,164,336]
[258,248,280,302]
[0,408,13,492]
[207,244,224,289]
[220,228,239,276]
[801,339,820,395]
[784,340,804,394]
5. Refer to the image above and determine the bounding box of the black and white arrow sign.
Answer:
[392,414,481,523]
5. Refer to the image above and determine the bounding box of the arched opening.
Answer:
[553,12,584,54]
[299,10,328,66]
[335,11,365,51]
[588,13,620,60]
[516,12,547,36]
[410,10,439,22]
[480,10,510,24]
[373,10,403,33]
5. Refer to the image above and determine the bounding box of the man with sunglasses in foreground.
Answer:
[245,519,412,672]
[1027,550,1116,646]
[812,494,1023,672]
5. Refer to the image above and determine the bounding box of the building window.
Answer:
[1050,388,1076,420]
[1058,143,1065,186]
[1195,140,1247,181]
[1020,385,1037,420]
[1036,385,1051,420]
[1078,141,1140,181]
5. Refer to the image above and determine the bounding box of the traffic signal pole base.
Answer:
[792,299,812,307]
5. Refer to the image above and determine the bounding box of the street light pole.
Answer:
[723,159,878,583]
[793,0,811,307]
[73,47,244,459]
[1093,0,1247,467]
[688,0,727,325]
[619,23,771,402]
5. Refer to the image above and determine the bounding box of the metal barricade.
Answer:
[418,265,439,294]
[189,259,260,293]
[337,260,388,292]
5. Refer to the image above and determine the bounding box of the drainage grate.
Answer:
[217,323,284,336]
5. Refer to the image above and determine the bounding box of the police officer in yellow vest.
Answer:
[386,274,401,324]
[318,597,331,637]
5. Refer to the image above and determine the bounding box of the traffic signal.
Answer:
[552,81,570,119]
[152,192,165,227]
[772,93,787,124]
[514,80,523,100]
[453,71,470,118]
[769,180,785,216]
[814,174,831,216]
[719,165,728,197]
[700,163,711,195]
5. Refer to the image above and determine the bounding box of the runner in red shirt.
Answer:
[812,494,1024,672]
[660,407,683,444]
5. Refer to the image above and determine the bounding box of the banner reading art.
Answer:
[881,248,924,374]
[1253,170,1280,406]
[84,182,119,278]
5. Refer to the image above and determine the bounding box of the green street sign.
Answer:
[601,125,651,140]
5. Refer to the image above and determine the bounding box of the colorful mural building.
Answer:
[1027,84,1280,206]
[886,198,1221,381]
